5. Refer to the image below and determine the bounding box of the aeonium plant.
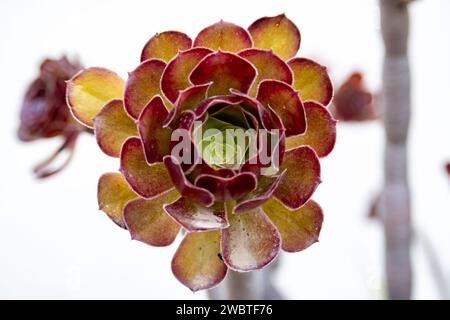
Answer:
[330,72,378,122]
[66,14,337,291]
[18,56,84,178]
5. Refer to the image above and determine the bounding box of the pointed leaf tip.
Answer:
[194,20,252,52]
[288,58,333,106]
[141,31,192,62]
[248,14,301,60]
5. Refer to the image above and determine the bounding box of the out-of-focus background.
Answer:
[1,0,449,299]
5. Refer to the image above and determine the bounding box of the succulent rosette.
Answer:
[66,14,336,291]
[331,72,377,122]
[18,56,84,178]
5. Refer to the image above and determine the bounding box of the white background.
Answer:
[1,0,449,299]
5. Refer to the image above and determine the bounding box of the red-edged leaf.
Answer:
[187,162,235,183]
[286,101,337,157]
[120,137,173,198]
[193,95,241,119]
[233,173,284,213]
[263,198,323,252]
[256,80,306,136]
[164,83,210,128]
[123,189,181,246]
[248,14,300,60]
[141,31,192,62]
[239,48,293,96]
[161,47,212,103]
[94,99,137,157]
[274,145,321,209]
[194,20,252,52]
[190,51,256,97]
[195,172,257,202]
[97,172,137,228]
[172,230,227,292]
[124,59,167,119]
[288,57,333,106]
[163,155,215,207]
[137,95,172,163]
[164,197,228,232]
[66,67,125,128]
[221,206,281,271]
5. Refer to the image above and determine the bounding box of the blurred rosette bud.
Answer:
[331,72,378,122]
[17,56,84,178]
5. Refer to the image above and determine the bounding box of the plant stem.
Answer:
[379,0,413,299]
[207,259,282,300]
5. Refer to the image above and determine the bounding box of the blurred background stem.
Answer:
[379,0,413,299]
[208,259,282,300]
